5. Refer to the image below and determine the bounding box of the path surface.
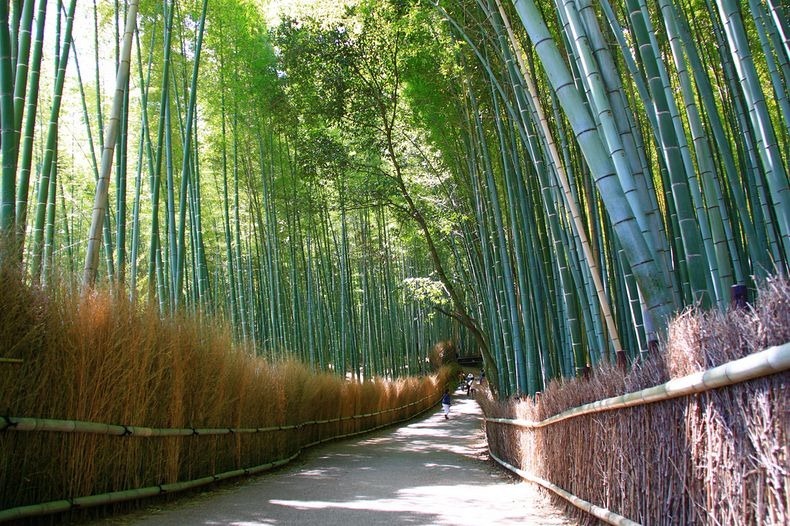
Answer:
[99,391,577,525]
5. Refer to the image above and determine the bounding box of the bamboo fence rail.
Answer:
[483,342,790,525]
[0,394,441,522]
[0,396,433,436]
[0,358,23,364]
[488,450,640,526]
[486,342,789,429]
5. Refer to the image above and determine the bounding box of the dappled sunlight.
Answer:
[266,480,570,525]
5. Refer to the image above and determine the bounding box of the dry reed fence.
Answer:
[480,277,790,525]
[0,267,452,523]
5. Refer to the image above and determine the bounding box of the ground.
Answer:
[93,390,578,525]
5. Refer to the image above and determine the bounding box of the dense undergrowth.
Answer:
[0,267,452,521]
[480,277,790,525]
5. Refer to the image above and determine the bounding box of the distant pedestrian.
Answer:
[441,389,451,420]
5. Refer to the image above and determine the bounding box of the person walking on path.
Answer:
[441,389,452,419]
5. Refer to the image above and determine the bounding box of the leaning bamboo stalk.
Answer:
[0,393,437,436]
[82,0,139,289]
[486,342,790,429]
[488,450,641,526]
[493,0,625,359]
[0,395,441,522]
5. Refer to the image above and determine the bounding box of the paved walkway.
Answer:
[100,390,577,525]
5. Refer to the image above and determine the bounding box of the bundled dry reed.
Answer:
[0,269,451,522]
[480,277,790,525]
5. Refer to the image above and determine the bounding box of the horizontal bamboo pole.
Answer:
[486,342,790,429]
[0,395,442,522]
[0,394,436,436]
[0,454,298,522]
[0,357,23,364]
[488,450,641,526]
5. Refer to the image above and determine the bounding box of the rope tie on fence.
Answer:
[0,415,16,432]
[122,426,132,437]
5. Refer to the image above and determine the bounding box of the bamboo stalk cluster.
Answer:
[0,0,459,381]
[1,0,788,399]
[430,0,790,395]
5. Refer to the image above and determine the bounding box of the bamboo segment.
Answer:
[488,450,641,526]
[486,342,789,429]
[0,357,23,364]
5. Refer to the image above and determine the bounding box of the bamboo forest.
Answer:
[0,0,788,395]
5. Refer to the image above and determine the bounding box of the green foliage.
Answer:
[4,0,787,398]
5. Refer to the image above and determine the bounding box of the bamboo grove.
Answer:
[430,0,789,395]
[0,0,787,397]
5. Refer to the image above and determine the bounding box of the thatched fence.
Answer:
[480,279,790,525]
[0,386,445,523]
[0,270,454,523]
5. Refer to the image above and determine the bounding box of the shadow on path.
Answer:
[102,389,577,526]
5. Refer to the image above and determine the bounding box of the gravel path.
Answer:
[99,390,578,525]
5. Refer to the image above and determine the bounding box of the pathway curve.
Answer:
[100,390,577,525]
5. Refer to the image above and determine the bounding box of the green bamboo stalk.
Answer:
[129,26,156,300]
[659,0,735,305]
[7,0,35,222]
[29,0,76,283]
[491,0,625,361]
[13,0,46,251]
[508,0,675,335]
[716,0,790,262]
[0,1,15,235]
[147,0,176,305]
[173,0,208,305]
[41,132,56,286]
[749,0,790,136]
